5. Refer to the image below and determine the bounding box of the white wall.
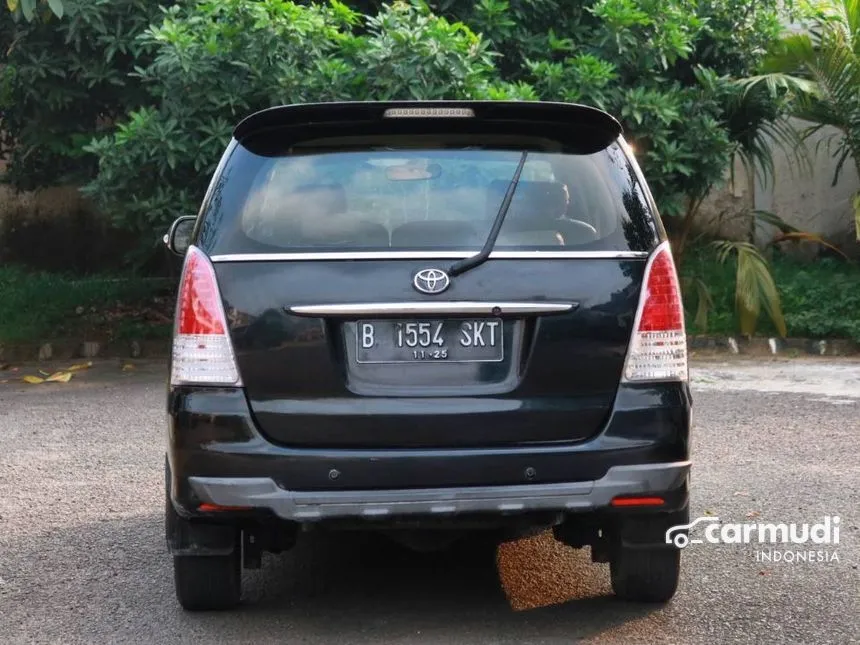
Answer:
[753,121,859,248]
[696,123,859,255]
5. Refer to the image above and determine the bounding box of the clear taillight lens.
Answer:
[622,241,688,383]
[170,246,242,386]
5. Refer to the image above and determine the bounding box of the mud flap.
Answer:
[165,457,239,556]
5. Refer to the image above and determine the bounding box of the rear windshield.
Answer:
[198,138,657,254]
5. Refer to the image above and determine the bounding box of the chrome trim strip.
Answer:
[210,250,648,262]
[289,301,575,316]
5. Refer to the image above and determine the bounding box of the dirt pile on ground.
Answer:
[496,531,607,610]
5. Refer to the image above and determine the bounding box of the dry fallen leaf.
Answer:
[0,363,10,371]
[746,511,761,519]
[704,509,716,516]
[45,372,73,383]
[65,362,93,372]
[38,370,50,377]
[22,375,45,384]
[121,363,135,371]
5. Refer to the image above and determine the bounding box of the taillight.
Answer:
[622,241,688,383]
[170,246,242,386]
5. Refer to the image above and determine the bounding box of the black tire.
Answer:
[609,546,680,603]
[166,458,242,611]
[174,550,242,611]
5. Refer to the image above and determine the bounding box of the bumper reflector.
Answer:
[610,496,665,507]
[198,503,251,512]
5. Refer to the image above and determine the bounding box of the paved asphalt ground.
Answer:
[0,358,858,644]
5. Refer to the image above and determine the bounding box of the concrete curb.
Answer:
[0,339,170,363]
[1,335,858,363]
[688,336,858,356]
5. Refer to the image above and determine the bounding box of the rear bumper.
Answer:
[168,382,691,521]
[188,461,690,521]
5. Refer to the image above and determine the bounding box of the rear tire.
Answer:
[174,549,242,611]
[166,458,242,611]
[609,546,680,603]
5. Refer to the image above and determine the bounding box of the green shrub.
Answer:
[3,0,800,268]
[82,0,527,255]
[0,0,168,190]
[682,246,860,341]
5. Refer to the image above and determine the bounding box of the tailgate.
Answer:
[215,256,645,448]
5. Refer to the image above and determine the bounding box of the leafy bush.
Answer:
[4,0,799,268]
[83,0,528,251]
[0,0,167,190]
[5,0,64,22]
[450,0,797,220]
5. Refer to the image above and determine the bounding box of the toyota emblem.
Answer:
[413,268,450,295]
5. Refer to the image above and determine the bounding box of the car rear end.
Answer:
[164,101,691,610]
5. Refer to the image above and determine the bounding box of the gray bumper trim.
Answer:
[189,462,690,521]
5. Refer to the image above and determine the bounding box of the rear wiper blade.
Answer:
[448,151,528,277]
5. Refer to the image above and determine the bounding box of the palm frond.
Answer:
[752,209,802,234]
[768,231,851,259]
[737,73,818,98]
[712,240,787,337]
[831,143,854,185]
[740,0,860,238]
[681,275,713,332]
[759,33,819,77]
[854,192,860,241]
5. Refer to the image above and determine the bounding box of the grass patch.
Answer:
[0,265,175,344]
[681,245,860,341]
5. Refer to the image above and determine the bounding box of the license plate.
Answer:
[356,319,503,364]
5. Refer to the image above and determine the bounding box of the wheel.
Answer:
[609,546,680,603]
[173,550,242,611]
[165,458,242,611]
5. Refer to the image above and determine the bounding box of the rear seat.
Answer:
[487,179,599,247]
[263,183,390,247]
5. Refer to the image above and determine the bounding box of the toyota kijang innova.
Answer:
[163,101,691,610]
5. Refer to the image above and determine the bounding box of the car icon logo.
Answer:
[413,268,450,295]
[665,516,721,549]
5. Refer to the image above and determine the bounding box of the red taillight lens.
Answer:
[622,242,687,383]
[637,249,684,332]
[170,246,241,386]
[177,249,226,335]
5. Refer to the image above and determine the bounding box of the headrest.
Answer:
[485,180,569,223]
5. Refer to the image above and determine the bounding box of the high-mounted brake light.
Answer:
[170,246,242,386]
[383,107,475,118]
[622,241,688,383]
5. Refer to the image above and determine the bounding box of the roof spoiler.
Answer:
[233,101,623,153]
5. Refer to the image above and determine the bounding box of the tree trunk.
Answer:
[673,193,707,269]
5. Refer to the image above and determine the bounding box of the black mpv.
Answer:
[164,101,692,611]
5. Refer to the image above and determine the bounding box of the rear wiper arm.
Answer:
[448,151,528,277]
